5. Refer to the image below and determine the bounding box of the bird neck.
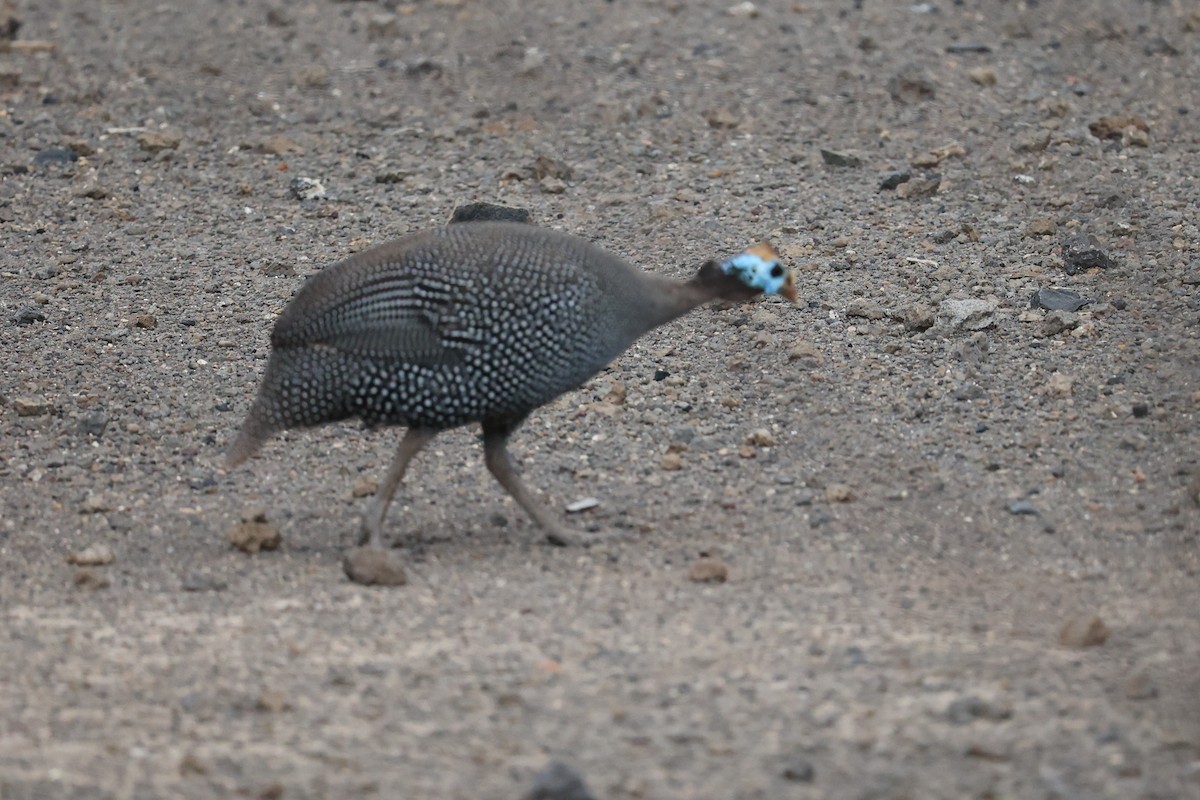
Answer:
[634,261,754,331]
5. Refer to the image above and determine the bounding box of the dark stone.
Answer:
[1062,234,1112,273]
[782,757,816,782]
[449,202,532,224]
[887,66,936,103]
[1031,287,1088,312]
[13,304,46,325]
[945,43,992,54]
[947,695,1012,724]
[819,149,862,168]
[951,383,985,401]
[653,369,670,381]
[34,147,78,167]
[182,572,228,592]
[1131,403,1150,418]
[77,410,109,437]
[879,170,912,191]
[526,761,595,800]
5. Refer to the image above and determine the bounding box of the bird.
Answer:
[226,221,795,562]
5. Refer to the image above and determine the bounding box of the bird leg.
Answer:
[482,424,599,547]
[358,427,436,548]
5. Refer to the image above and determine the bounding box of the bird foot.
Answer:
[343,546,407,587]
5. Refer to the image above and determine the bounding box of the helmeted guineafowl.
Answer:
[227,221,795,571]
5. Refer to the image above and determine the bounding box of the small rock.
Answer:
[846,299,885,320]
[182,571,228,592]
[137,130,182,153]
[293,64,330,89]
[343,548,407,587]
[539,176,567,194]
[366,12,400,41]
[134,314,157,329]
[76,410,108,437]
[1059,615,1110,648]
[1008,500,1038,516]
[688,557,729,584]
[1189,470,1200,508]
[74,568,110,590]
[824,483,855,503]
[33,147,78,167]
[565,497,600,513]
[951,382,985,401]
[228,510,282,554]
[449,202,531,224]
[879,170,912,191]
[259,134,304,155]
[781,757,815,783]
[67,544,115,566]
[935,298,997,333]
[704,107,739,129]
[967,66,998,86]
[1089,116,1149,142]
[661,452,684,471]
[1026,217,1057,237]
[1015,131,1052,153]
[1124,670,1158,700]
[898,303,935,331]
[13,304,46,325]
[1040,310,1080,337]
[947,695,1012,724]
[1042,371,1075,398]
[1131,403,1150,419]
[531,155,573,181]
[746,428,775,447]
[525,760,596,800]
[1062,233,1112,273]
[727,1,759,17]
[351,476,377,498]
[1031,288,1088,312]
[787,340,825,365]
[819,149,862,168]
[78,494,112,514]
[887,66,936,103]
[895,176,941,199]
[289,176,326,201]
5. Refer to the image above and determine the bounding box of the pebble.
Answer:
[228,509,282,554]
[824,483,855,503]
[74,568,110,590]
[289,176,326,201]
[820,149,862,168]
[781,756,816,783]
[879,170,912,191]
[1131,403,1150,419]
[1031,288,1088,312]
[343,548,407,587]
[967,66,998,86]
[79,494,113,514]
[727,1,759,17]
[67,544,115,566]
[887,66,936,103]
[895,176,941,199]
[846,299,884,320]
[76,410,109,437]
[899,303,935,331]
[13,304,46,325]
[565,497,600,513]
[182,572,228,592]
[259,134,304,155]
[1040,310,1080,337]
[525,760,596,800]
[1088,116,1149,142]
[1059,615,1110,648]
[661,452,684,471]
[1008,499,1038,515]
[705,107,739,129]
[137,129,182,153]
[935,298,997,333]
[449,202,532,224]
[351,476,377,498]
[34,147,78,167]
[1026,217,1058,237]
[1062,233,1113,273]
[746,428,775,447]
[947,694,1012,724]
[688,557,729,584]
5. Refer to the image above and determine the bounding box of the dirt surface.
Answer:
[2,1,1199,798]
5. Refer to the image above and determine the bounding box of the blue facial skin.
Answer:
[720,253,788,295]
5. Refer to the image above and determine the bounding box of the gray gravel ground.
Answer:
[2,1,1198,798]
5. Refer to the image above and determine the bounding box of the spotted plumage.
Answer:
[227,221,795,552]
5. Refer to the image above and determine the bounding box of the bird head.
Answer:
[718,242,797,302]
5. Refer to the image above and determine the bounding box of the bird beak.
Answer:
[780,271,798,303]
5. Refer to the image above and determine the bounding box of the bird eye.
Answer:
[769,263,784,278]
